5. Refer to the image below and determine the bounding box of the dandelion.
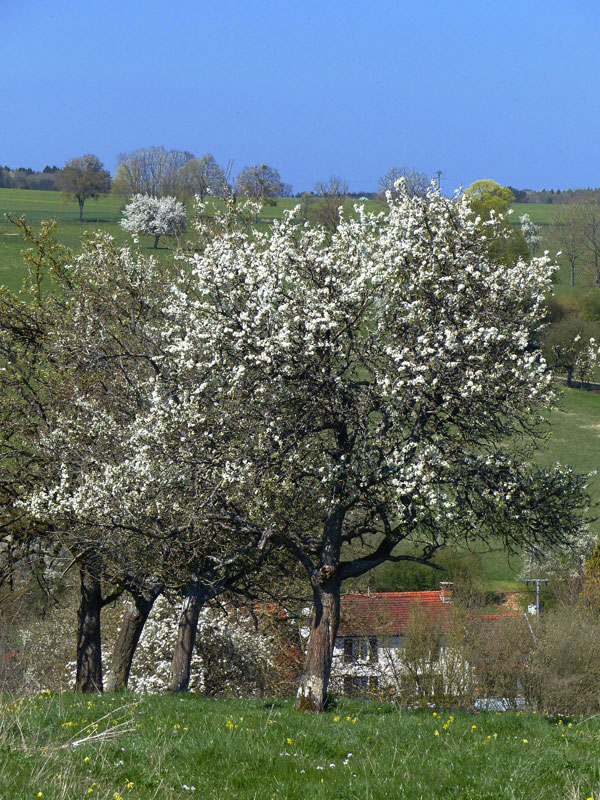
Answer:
[84,757,90,763]
[522,739,528,744]
[434,729,439,736]
[225,720,234,729]
[471,725,477,730]
[286,737,292,744]
[333,715,340,722]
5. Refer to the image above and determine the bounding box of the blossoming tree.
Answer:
[158,187,587,711]
[120,194,186,248]
[6,213,297,693]
[14,189,589,707]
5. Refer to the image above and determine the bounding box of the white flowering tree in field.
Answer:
[15,189,589,708]
[120,194,186,248]
[8,215,295,694]
[520,213,541,255]
[165,188,587,711]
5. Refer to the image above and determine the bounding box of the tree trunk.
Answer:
[105,583,163,691]
[153,234,160,249]
[78,197,84,222]
[168,582,208,692]
[76,560,103,692]
[296,573,341,712]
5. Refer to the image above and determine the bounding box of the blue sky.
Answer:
[3,0,600,194]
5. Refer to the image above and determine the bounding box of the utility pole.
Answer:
[521,578,549,617]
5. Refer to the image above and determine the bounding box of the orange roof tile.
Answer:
[338,591,451,636]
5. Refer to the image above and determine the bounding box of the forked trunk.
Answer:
[168,581,208,692]
[296,575,341,712]
[76,561,103,693]
[105,583,163,691]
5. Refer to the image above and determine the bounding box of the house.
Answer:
[331,583,456,696]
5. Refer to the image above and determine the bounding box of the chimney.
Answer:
[439,582,453,603]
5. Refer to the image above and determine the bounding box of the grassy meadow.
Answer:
[2,692,600,800]
[0,190,372,294]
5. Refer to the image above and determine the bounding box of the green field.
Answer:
[0,189,560,293]
[1,692,599,800]
[510,202,560,227]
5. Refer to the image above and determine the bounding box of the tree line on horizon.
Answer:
[7,149,600,205]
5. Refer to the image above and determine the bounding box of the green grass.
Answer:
[510,202,559,227]
[2,693,600,800]
[0,189,385,294]
[474,386,600,592]
[0,189,130,294]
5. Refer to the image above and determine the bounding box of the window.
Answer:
[343,636,378,663]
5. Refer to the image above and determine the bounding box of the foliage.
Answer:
[526,604,600,714]
[178,153,229,200]
[519,213,541,254]
[378,166,432,199]
[113,146,194,198]
[464,180,515,218]
[464,181,531,267]
[308,175,350,231]
[20,185,589,709]
[126,595,298,697]
[522,527,596,580]
[355,549,484,595]
[582,290,600,322]
[55,154,111,221]
[235,163,285,204]
[120,193,187,247]
[542,317,600,386]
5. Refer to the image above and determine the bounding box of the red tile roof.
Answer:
[338,591,451,636]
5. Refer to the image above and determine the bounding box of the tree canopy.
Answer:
[13,187,589,710]
[235,164,285,204]
[56,154,111,221]
[120,194,187,248]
